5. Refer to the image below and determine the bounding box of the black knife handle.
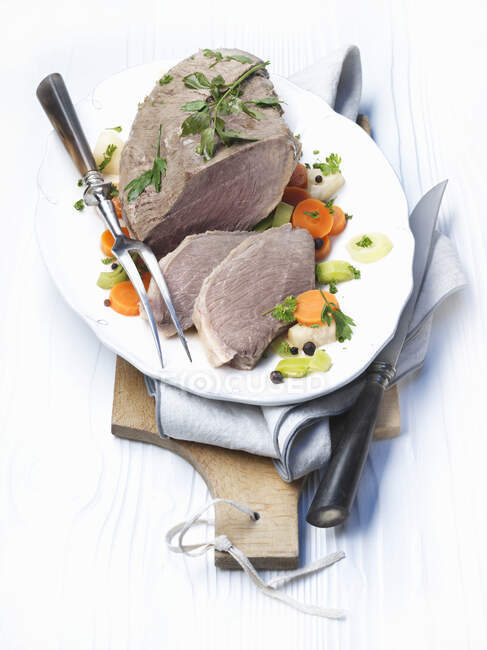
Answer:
[306,363,395,528]
[36,73,97,177]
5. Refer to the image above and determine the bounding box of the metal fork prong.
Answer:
[139,246,193,362]
[114,247,164,369]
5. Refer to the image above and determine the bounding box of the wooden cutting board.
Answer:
[111,114,400,570]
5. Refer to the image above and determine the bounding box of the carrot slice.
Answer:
[294,289,340,326]
[329,205,347,236]
[112,196,122,219]
[315,235,331,262]
[292,198,333,238]
[287,163,308,189]
[282,186,310,207]
[109,281,140,316]
[100,227,130,257]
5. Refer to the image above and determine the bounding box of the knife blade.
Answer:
[306,181,447,528]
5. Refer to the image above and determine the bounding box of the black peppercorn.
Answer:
[111,263,118,270]
[303,341,316,356]
[314,238,324,250]
[290,347,299,355]
[314,174,323,183]
[104,298,111,307]
[270,370,284,384]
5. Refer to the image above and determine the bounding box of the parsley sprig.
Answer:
[203,49,253,68]
[319,290,355,342]
[313,153,341,176]
[98,144,117,172]
[181,61,270,161]
[262,296,297,322]
[124,125,167,202]
[304,210,320,219]
[159,74,173,85]
[356,235,373,248]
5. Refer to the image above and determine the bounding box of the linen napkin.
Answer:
[145,46,466,481]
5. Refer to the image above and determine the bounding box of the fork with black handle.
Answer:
[36,73,191,366]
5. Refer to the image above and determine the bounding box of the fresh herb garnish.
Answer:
[108,183,119,199]
[262,296,297,322]
[329,281,338,294]
[203,49,253,68]
[319,289,355,342]
[73,199,84,211]
[345,213,353,220]
[348,265,361,279]
[98,144,117,172]
[102,256,116,265]
[124,125,167,201]
[356,235,373,248]
[107,126,122,132]
[313,149,320,155]
[295,134,301,139]
[181,61,269,161]
[279,341,292,355]
[310,324,320,328]
[304,162,310,169]
[248,96,283,107]
[159,74,173,85]
[312,153,341,176]
[324,198,335,213]
[303,210,320,219]
[77,178,83,187]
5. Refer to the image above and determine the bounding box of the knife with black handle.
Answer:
[306,181,447,528]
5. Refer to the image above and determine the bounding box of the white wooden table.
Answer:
[1,0,486,647]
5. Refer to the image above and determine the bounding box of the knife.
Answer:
[306,181,447,528]
[36,73,192,366]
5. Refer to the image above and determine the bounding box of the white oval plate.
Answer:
[36,60,413,406]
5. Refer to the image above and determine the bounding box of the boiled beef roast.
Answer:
[146,230,255,336]
[119,49,300,259]
[192,224,315,370]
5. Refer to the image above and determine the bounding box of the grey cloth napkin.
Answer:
[145,46,466,482]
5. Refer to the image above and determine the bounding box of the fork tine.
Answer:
[114,249,164,369]
[139,247,193,362]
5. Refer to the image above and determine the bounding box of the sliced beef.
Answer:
[146,230,255,337]
[192,225,315,370]
[119,48,300,259]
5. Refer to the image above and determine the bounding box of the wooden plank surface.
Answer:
[112,357,399,569]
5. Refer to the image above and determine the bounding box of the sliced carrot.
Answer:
[282,186,310,207]
[100,227,130,257]
[292,198,333,238]
[294,289,340,327]
[328,205,347,236]
[287,163,308,189]
[109,281,140,316]
[112,196,122,219]
[315,235,331,262]
[141,271,151,291]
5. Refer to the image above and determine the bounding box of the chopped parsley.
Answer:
[328,281,338,294]
[348,265,361,279]
[295,133,301,139]
[107,126,122,132]
[324,198,335,213]
[356,235,373,248]
[108,183,119,199]
[73,199,84,211]
[262,296,297,322]
[310,324,320,328]
[279,341,292,355]
[102,256,116,265]
[312,153,341,176]
[203,49,253,68]
[304,210,320,219]
[98,144,117,172]
[124,125,167,201]
[320,290,355,342]
[159,74,173,85]
[77,178,83,187]
[313,149,320,155]
[345,213,353,220]
[304,162,311,169]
